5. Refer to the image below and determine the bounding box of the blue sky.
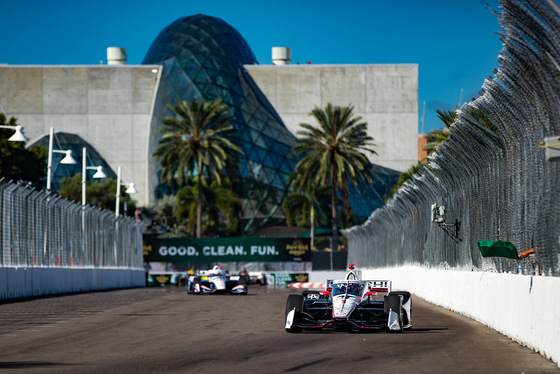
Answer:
[0,0,502,132]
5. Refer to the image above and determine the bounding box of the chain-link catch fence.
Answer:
[344,0,560,277]
[0,180,145,269]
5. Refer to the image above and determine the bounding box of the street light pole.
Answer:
[116,166,121,217]
[114,166,137,267]
[46,127,54,192]
[44,127,77,264]
[115,166,137,217]
[80,147,106,268]
[46,127,77,192]
[82,147,87,206]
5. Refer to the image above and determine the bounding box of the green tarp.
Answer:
[477,240,519,259]
[296,227,333,238]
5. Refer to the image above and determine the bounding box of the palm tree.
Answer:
[385,162,425,201]
[423,108,456,156]
[154,98,243,238]
[282,184,330,249]
[389,107,460,200]
[176,178,241,236]
[290,103,376,250]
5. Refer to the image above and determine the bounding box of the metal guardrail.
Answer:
[0,180,144,269]
[344,0,560,277]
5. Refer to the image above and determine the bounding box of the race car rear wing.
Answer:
[366,280,392,293]
[325,279,392,293]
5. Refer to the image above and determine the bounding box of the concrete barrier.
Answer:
[0,267,146,300]
[3,265,558,367]
[357,265,560,368]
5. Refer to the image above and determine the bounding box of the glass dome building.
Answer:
[142,14,399,234]
[143,14,299,234]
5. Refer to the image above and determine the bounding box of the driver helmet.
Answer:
[348,282,358,294]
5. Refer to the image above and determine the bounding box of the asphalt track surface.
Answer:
[0,286,558,374]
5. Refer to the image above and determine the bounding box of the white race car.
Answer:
[285,264,412,333]
[187,265,248,295]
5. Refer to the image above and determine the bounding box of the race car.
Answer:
[238,269,268,286]
[187,265,248,295]
[285,264,411,333]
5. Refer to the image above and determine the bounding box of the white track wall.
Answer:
[0,267,145,300]
[358,266,560,368]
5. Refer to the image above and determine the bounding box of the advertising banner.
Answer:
[143,237,311,263]
[270,272,309,286]
[146,273,188,286]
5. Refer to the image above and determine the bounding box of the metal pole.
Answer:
[114,166,122,267]
[330,237,333,271]
[82,147,87,206]
[44,127,55,262]
[46,127,54,192]
[81,148,86,264]
[115,166,121,217]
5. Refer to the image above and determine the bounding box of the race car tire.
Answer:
[390,291,412,330]
[193,277,202,295]
[234,277,248,295]
[285,294,304,333]
[384,294,403,333]
[286,294,303,314]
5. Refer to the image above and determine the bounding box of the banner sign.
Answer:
[143,237,311,263]
[147,273,188,286]
[270,272,309,286]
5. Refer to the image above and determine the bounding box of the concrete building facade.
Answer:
[0,65,161,205]
[245,63,418,172]
[0,15,417,232]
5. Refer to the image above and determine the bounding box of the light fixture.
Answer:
[82,147,107,206]
[59,150,77,164]
[115,166,137,217]
[46,127,77,192]
[0,124,28,142]
[125,183,138,194]
[92,166,107,179]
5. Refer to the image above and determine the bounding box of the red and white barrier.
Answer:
[289,282,326,289]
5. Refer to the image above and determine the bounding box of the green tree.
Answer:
[154,98,243,238]
[423,108,456,156]
[282,184,330,249]
[391,107,458,200]
[385,162,425,202]
[58,174,136,214]
[290,103,376,249]
[151,195,180,232]
[57,173,82,201]
[143,195,190,238]
[176,178,241,237]
[0,114,47,188]
[424,106,495,159]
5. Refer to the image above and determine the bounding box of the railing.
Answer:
[344,0,560,277]
[0,179,145,269]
